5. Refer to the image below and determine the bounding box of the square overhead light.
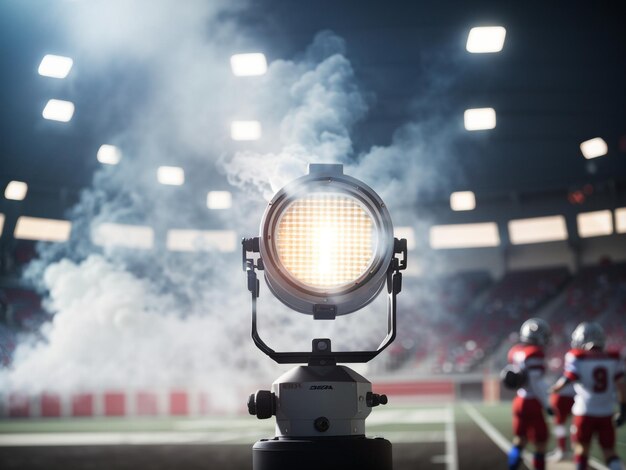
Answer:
[616,208,626,234]
[580,137,608,159]
[450,191,476,211]
[38,54,73,79]
[167,229,237,252]
[42,99,75,122]
[97,145,122,165]
[466,26,507,53]
[91,223,154,250]
[157,166,185,186]
[508,215,568,244]
[430,222,500,249]
[464,108,496,131]
[231,120,262,141]
[577,210,613,238]
[14,216,71,242]
[230,53,267,76]
[5,181,28,201]
[207,191,232,209]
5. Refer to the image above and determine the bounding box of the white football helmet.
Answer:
[571,322,605,350]
[519,318,551,346]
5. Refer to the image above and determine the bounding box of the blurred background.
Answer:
[0,0,625,468]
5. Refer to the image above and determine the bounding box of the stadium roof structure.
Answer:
[0,0,625,229]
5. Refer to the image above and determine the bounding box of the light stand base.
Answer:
[252,436,392,470]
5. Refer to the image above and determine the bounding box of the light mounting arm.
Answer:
[242,236,407,364]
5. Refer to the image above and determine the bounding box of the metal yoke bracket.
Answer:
[242,237,407,364]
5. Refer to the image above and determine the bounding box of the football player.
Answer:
[506,318,552,470]
[551,322,626,470]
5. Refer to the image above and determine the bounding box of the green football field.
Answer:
[0,402,624,469]
[473,402,626,462]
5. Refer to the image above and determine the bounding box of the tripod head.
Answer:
[247,338,389,438]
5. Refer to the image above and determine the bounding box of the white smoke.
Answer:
[221,31,368,199]
[2,1,464,399]
[10,255,267,393]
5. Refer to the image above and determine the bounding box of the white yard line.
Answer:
[175,419,272,431]
[372,430,446,443]
[371,406,453,464]
[0,432,213,446]
[463,403,609,470]
[367,408,451,425]
[463,403,511,453]
[445,406,459,470]
[0,431,269,447]
[0,407,457,449]
[0,429,450,447]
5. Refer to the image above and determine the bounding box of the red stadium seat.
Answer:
[169,391,188,416]
[72,393,93,417]
[104,392,125,417]
[41,393,61,417]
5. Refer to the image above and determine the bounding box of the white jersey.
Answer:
[564,348,625,417]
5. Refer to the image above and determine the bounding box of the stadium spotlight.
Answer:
[242,163,407,470]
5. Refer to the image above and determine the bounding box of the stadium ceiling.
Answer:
[0,0,625,217]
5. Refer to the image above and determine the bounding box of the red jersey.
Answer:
[508,343,549,407]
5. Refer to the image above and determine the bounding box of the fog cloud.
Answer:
[2,1,464,401]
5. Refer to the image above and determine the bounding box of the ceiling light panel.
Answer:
[230,53,267,76]
[231,120,262,141]
[577,210,613,238]
[466,26,507,53]
[450,191,476,211]
[615,208,626,234]
[91,223,154,249]
[580,137,608,159]
[430,222,500,249]
[14,216,71,242]
[42,99,75,122]
[508,215,568,244]
[464,108,496,131]
[167,229,237,252]
[207,191,232,209]
[5,181,28,201]
[38,54,73,79]
[157,166,185,186]
[97,145,122,165]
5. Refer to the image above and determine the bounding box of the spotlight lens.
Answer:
[259,164,395,315]
[275,193,377,289]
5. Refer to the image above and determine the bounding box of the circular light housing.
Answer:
[259,165,394,316]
